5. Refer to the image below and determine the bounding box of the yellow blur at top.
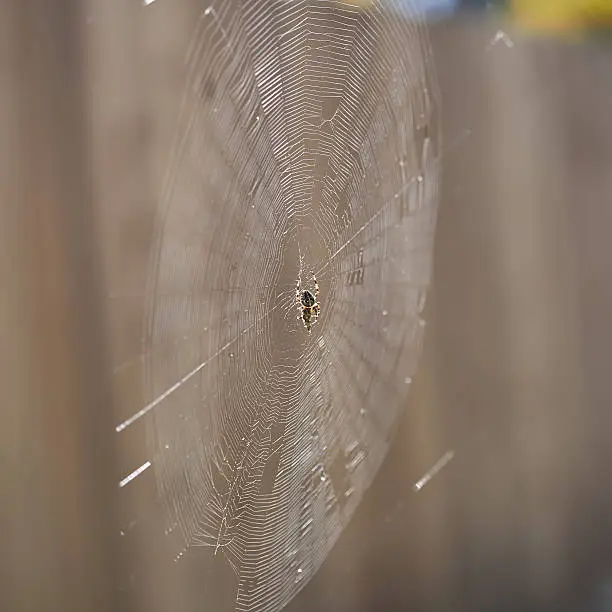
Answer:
[511,0,612,34]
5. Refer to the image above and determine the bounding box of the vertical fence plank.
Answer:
[0,2,119,612]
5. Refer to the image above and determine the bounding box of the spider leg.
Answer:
[296,278,302,305]
[312,272,319,300]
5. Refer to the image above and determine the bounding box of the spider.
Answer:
[296,273,320,333]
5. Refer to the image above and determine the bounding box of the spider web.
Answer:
[121,1,439,610]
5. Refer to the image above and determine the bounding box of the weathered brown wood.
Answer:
[0,2,119,612]
[2,4,612,611]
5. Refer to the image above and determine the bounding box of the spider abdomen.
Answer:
[300,290,316,308]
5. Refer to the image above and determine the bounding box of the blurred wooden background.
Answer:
[2,2,612,612]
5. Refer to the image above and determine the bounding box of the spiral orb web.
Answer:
[141,1,439,611]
